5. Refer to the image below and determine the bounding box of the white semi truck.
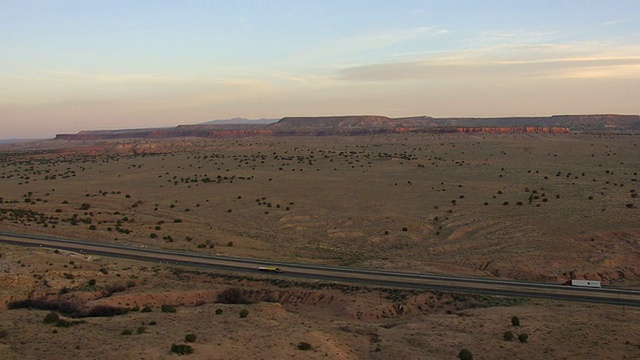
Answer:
[563,279,601,288]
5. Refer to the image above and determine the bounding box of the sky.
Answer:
[1,1,640,139]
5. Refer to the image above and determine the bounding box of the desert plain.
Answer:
[1,131,640,359]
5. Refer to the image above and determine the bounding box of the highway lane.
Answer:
[1,231,640,307]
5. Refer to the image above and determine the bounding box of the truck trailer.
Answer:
[564,279,601,288]
[258,266,282,273]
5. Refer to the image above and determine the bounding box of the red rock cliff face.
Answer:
[453,127,570,134]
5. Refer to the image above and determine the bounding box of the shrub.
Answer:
[170,344,193,355]
[227,241,234,247]
[503,331,514,341]
[148,321,157,326]
[85,305,129,317]
[136,326,146,334]
[88,279,96,286]
[297,342,312,351]
[511,316,520,326]
[161,304,176,313]
[121,329,132,336]
[185,333,197,342]
[141,306,152,313]
[518,333,529,343]
[215,308,223,315]
[43,312,60,324]
[458,349,473,360]
[239,309,249,318]
[217,287,253,304]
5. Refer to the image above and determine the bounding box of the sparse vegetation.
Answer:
[239,309,249,318]
[217,287,254,304]
[10,299,127,318]
[43,312,60,324]
[161,304,176,313]
[518,333,529,343]
[170,344,194,355]
[2,129,640,358]
[458,349,473,360]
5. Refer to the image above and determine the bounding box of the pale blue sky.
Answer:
[1,1,639,138]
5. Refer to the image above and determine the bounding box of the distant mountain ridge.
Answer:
[54,114,640,140]
[199,117,279,125]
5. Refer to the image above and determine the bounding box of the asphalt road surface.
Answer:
[1,231,639,307]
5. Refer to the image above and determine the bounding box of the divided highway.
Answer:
[1,231,639,307]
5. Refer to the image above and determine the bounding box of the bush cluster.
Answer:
[170,344,193,355]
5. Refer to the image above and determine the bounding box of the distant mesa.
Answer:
[199,117,279,125]
[54,114,640,140]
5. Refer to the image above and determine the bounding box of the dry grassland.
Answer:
[2,133,639,283]
[1,133,640,359]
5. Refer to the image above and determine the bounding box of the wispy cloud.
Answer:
[336,38,640,82]
[12,70,199,84]
[11,70,279,88]
[602,19,632,27]
[297,26,447,60]
[268,72,311,84]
